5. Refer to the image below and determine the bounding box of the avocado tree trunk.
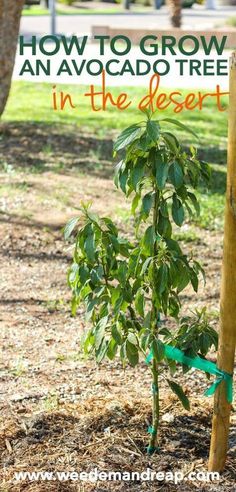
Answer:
[167,0,182,28]
[208,52,236,472]
[0,0,25,117]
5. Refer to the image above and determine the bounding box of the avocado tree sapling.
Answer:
[65,112,218,453]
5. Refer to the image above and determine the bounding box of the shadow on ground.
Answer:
[0,122,227,185]
[0,122,114,179]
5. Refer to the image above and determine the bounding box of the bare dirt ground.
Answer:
[0,123,235,492]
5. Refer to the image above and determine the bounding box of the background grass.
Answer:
[23,7,79,15]
[1,80,228,231]
[4,81,228,144]
[22,5,149,15]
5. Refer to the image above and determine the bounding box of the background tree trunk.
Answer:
[154,0,162,8]
[0,0,25,117]
[41,0,49,8]
[123,0,130,10]
[168,0,182,28]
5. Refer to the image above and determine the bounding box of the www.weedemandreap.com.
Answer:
[13,468,220,485]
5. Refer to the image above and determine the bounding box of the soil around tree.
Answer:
[0,122,235,491]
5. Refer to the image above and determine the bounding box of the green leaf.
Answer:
[79,264,90,284]
[157,214,172,238]
[126,340,139,367]
[110,234,119,253]
[159,327,172,338]
[94,316,108,350]
[188,192,200,215]
[146,120,160,141]
[161,118,198,140]
[86,209,100,225]
[169,162,184,189]
[160,200,169,218]
[103,217,118,236]
[178,271,190,293]
[131,193,141,215]
[114,125,142,151]
[167,380,190,410]
[130,159,144,190]
[86,298,99,320]
[127,332,138,345]
[156,157,169,190]
[135,290,144,317]
[142,225,155,256]
[71,295,78,317]
[176,184,188,201]
[172,195,185,227]
[96,339,108,363]
[110,286,121,306]
[118,237,133,258]
[140,332,151,351]
[106,339,118,360]
[165,239,182,256]
[111,324,122,345]
[152,339,165,362]
[138,132,152,151]
[173,261,190,292]
[116,262,128,283]
[165,238,182,255]
[84,228,96,262]
[64,217,79,240]
[190,268,199,292]
[156,264,168,294]
[168,295,180,318]
[142,192,153,217]
[114,160,124,188]
[162,132,179,153]
[119,167,129,193]
[167,359,177,376]
[79,284,91,301]
[91,265,104,284]
[120,343,126,362]
[68,263,79,283]
[141,257,152,275]
[82,329,94,353]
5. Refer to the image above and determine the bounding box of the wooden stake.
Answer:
[208,52,236,472]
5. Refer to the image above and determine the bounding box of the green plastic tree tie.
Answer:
[148,426,157,436]
[147,445,159,455]
[146,344,233,404]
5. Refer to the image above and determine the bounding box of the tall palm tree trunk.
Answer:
[0,0,25,117]
[168,0,182,28]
